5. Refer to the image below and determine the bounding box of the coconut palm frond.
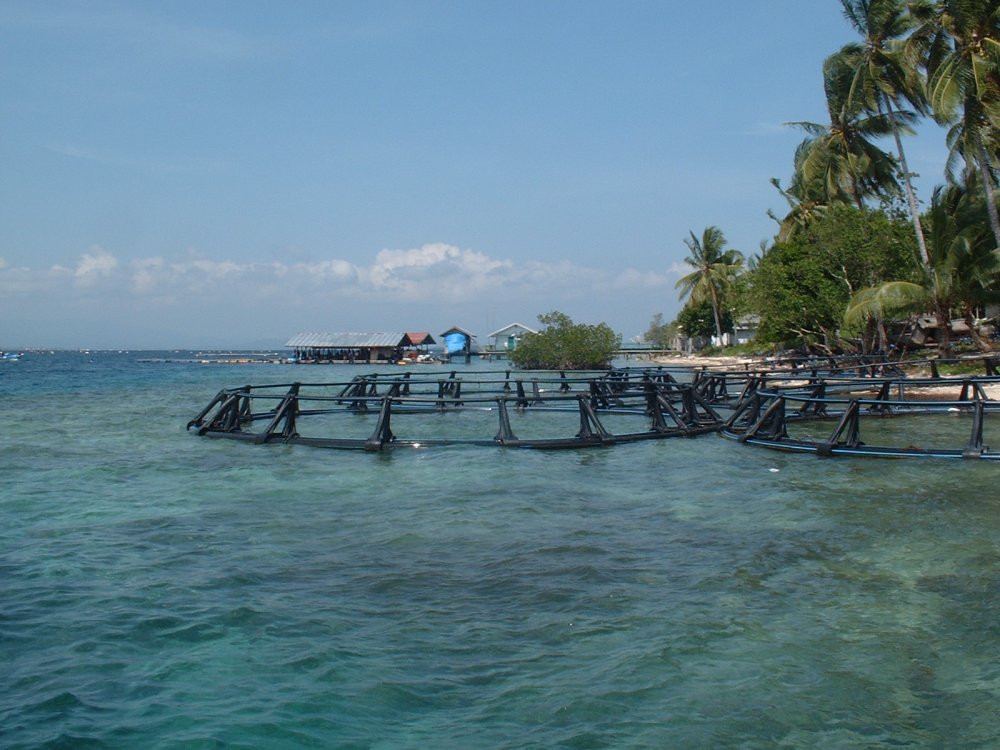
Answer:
[844,281,929,327]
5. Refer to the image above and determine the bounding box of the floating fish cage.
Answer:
[187,369,723,451]
[720,373,1000,459]
[188,356,1000,458]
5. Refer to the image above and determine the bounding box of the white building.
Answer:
[486,323,537,352]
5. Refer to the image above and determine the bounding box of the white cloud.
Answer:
[130,257,164,293]
[172,258,249,280]
[0,265,43,296]
[613,267,671,289]
[295,259,358,283]
[665,261,690,277]
[74,247,119,287]
[1,242,675,317]
[347,243,514,301]
[510,259,603,291]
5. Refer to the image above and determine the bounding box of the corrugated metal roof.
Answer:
[488,323,536,338]
[285,332,407,348]
[440,325,476,338]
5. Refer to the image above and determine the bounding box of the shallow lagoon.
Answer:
[2,352,999,748]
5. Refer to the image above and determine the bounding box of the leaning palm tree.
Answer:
[836,0,931,265]
[942,91,1000,222]
[675,227,744,344]
[789,49,903,209]
[908,0,1000,248]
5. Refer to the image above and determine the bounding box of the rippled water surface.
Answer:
[3,352,1000,748]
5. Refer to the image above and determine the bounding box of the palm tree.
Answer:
[835,0,931,265]
[845,183,999,356]
[908,0,1000,248]
[675,227,744,344]
[768,166,830,243]
[789,49,903,209]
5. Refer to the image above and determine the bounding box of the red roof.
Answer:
[404,332,435,346]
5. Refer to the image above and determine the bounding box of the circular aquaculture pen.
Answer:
[186,368,723,451]
[187,356,1000,458]
[720,370,1000,460]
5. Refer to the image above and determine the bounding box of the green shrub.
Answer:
[509,311,620,370]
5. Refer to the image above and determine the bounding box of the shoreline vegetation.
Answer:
[652,1,1000,362]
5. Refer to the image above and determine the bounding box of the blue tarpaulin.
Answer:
[444,332,467,354]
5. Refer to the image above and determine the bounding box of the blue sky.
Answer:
[0,1,951,349]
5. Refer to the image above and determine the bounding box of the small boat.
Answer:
[2,351,23,361]
[396,352,442,365]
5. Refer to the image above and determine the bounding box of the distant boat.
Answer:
[397,352,442,365]
[2,351,23,361]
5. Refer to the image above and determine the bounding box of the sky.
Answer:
[0,1,953,349]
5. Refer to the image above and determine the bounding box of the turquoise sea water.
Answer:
[3,352,1000,749]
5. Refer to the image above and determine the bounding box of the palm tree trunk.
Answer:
[891,118,929,266]
[709,285,724,345]
[863,318,876,354]
[974,136,1000,250]
[963,305,993,353]
[936,302,952,359]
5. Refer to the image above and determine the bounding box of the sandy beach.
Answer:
[650,353,765,370]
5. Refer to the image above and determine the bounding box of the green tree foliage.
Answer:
[509,311,621,370]
[675,300,733,340]
[788,49,903,210]
[845,183,1000,356]
[836,0,930,264]
[750,243,847,349]
[909,0,1000,247]
[759,1,1000,351]
[749,204,919,350]
[644,313,675,349]
[776,0,925,245]
[769,171,831,243]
